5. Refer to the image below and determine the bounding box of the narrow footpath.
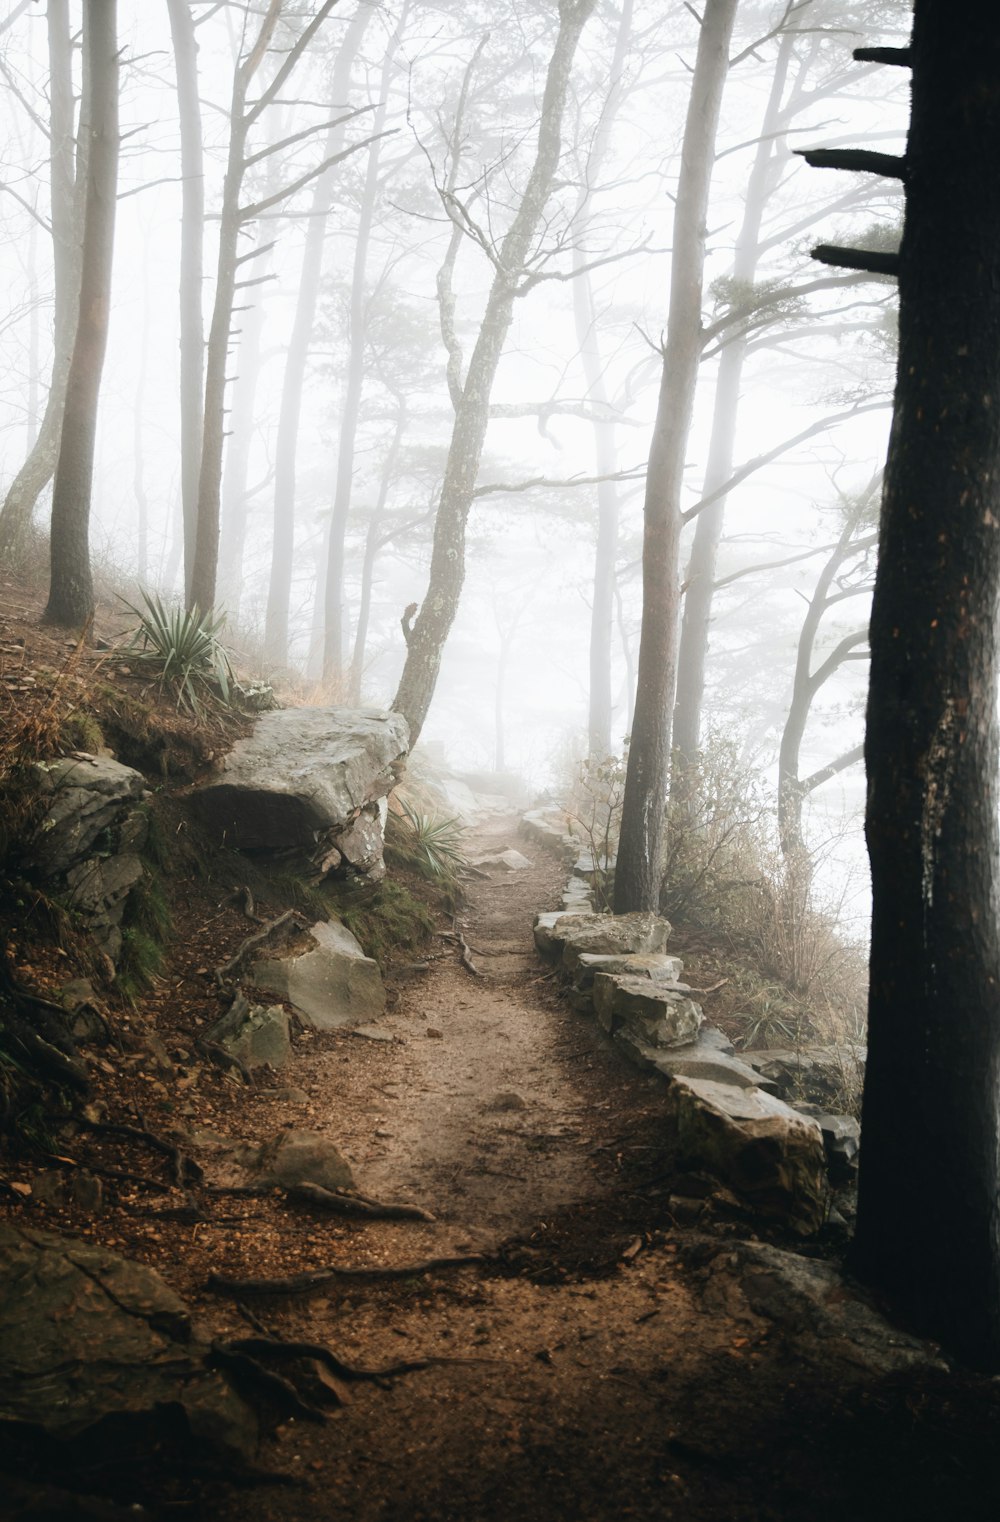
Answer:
[206,815,1000,1522]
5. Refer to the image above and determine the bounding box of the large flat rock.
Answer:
[0,1224,256,1460]
[593,971,703,1047]
[251,918,385,1029]
[190,706,408,850]
[665,1075,827,1234]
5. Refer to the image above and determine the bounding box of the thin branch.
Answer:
[240,130,397,221]
[244,0,338,128]
[681,402,890,524]
[243,107,374,169]
[472,465,647,500]
[808,628,869,694]
[801,744,865,794]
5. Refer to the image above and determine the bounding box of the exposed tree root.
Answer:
[81,1119,202,1186]
[285,1182,436,1221]
[213,909,308,987]
[206,1253,488,1297]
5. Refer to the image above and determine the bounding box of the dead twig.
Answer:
[81,1120,202,1185]
[214,909,309,987]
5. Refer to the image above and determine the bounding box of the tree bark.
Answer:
[264,0,375,668]
[0,0,83,560]
[165,0,205,607]
[851,4,1000,1369]
[613,0,738,914]
[42,0,118,628]
[392,0,597,748]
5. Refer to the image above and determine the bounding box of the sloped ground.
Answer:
[1,571,999,1519]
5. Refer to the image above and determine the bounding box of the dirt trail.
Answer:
[320,814,607,1248]
[208,814,1000,1522]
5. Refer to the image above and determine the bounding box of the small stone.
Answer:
[425,1027,444,1039]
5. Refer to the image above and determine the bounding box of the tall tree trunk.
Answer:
[613,0,738,914]
[851,6,1000,1369]
[672,25,795,771]
[392,0,597,747]
[323,9,407,683]
[42,0,118,628]
[0,0,83,559]
[189,1,281,614]
[573,0,632,758]
[165,0,205,608]
[347,393,407,703]
[264,0,375,668]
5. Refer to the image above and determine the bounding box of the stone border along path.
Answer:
[523,806,858,1237]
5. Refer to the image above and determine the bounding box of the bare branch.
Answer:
[244,107,375,169]
[853,47,911,67]
[472,466,647,500]
[682,402,890,523]
[240,130,398,221]
[244,0,338,128]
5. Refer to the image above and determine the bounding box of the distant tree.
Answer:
[775,480,878,858]
[613,0,739,914]
[190,0,355,614]
[391,0,598,747]
[0,0,83,560]
[165,0,205,607]
[835,7,1000,1370]
[263,0,375,668]
[42,0,119,628]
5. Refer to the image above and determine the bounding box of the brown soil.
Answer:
[1,583,999,1521]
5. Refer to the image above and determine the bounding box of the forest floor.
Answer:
[1,576,1000,1520]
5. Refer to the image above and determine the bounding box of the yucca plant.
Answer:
[121,590,234,713]
[390,799,467,882]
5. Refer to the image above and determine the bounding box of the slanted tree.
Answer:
[391,0,597,747]
[827,10,1000,1368]
[0,0,84,560]
[42,0,119,628]
[613,0,739,913]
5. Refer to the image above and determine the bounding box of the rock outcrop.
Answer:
[30,753,150,961]
[189,706,408,879]
[0,1224,257,1465]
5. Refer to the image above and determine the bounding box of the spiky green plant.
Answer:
[121,590,234,713]
[391,799,467,881]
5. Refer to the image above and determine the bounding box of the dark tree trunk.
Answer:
[852,5,1000,1369]
[392,0,596,748]
[264,1,374,669]
[42,0,118,629]
[0,0,83,559]
[165,0,205,608]
[613,0,738,914]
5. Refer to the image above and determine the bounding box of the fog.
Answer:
[0,0,910,925]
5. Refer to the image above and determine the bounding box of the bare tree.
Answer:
[263,0,376,668]
[0,0,84,560]
[190,0,353,614]
[42,0,119,628]
[392,0,598,747]
[613,0,739,914]
[165,0,206,607]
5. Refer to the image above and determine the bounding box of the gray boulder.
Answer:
[664,1075,827,1235]
[0,1224,256,1460]
[189,706,408,851]
[251,918,385,1030]
[653,1028,778,1091]
[593,972,703,1047]
[559,911,672,973]
[332,804,386,878]
[204,997,292,1070]
[31,754,147,877]
[573,950,685,997]
[241,1128,355,1192]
